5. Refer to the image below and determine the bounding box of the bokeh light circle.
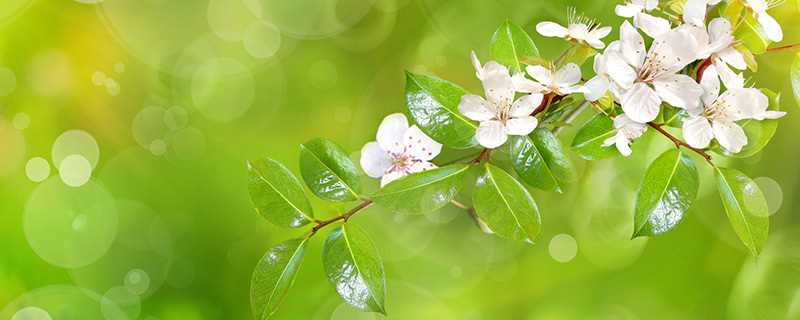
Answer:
[132,106,167,149]
[753,176,783,216]
[11,307,51,320]
[0,285,126,319]
[190,58,254,122]
[25,157,50,182]
[548,233,578,263]
[163,106,189,130]
[23,178,118,268]
[249,0,376,39]
[124,269,151,295]
[243,20,282,59]
[101,287,141,320]
[206,0,255,42]
[58,154,92,187]
[51,129,100,169]
[12,112,30,130]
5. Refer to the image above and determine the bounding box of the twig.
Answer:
[767,43,800,52]
[308,200,373,237]
[470,148,492,164]
[646,122,714,164]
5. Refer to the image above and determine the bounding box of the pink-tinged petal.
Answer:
[635,12,671,38]
[653,74,704,111]
[682,116,714,149]
[621,83,662,123]
[403,125,443,161]
[510,94,542,117]
[712,120,748,153]
[584,76,610,102]
[717,47,746,70]
[377,113,409,154]
[714,61,744,89]
[555,63,582,87]
[475,120,508,149]
[360,142,393,178]
[620,21,646,69]
[525,65,553,85]
[699,65,720,109]
[536,22,569,38]
[458,94,495,121]
[757,12,783,42]
[505,116,539,136]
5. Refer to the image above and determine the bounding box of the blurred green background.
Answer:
[0,0,799,319]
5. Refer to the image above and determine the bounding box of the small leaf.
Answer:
[473,164,542,242]
[715,89,781,158]
[251,238,308,320]
[511,128,575,192]
[558,44,597,67]
[490,19,540,72]
[715,167,769,256]
[299,138,362,202]
[734,13,770,54]
[247,158,314,228]
[323,224,386,314]
[570,113,618,160]
[633,149,699,237]
[372,164,469,214]
[405,72,477,149]
[792,53,800,107]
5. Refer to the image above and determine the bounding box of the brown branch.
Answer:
[647,122,713,164]
[470,148,492,164]
[767,43,800,52]
[308,200,373,237]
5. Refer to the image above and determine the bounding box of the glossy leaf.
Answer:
[251,238,308,320]
[247,158,314,228]
[511,128,575,192]
[299,138,362,202]
[473,164,541,242]
[633,149,699,237]
[490,19,540,72]
[715,167,769,256]
[792,53,800,107]
[570,113,618,160]
[716,89,781,158]
[405,72,477,149]
[372,164,469,214]
[323,224,386,314]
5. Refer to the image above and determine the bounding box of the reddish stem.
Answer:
[647,122,713,164]
[309,200,373,237]
[766,43,800,52]
[695,58,714,82]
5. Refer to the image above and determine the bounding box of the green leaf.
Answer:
[510,128,575,193]
[792,53,800,107]
[372,164,469,214]
[734,13,770,54]
[405,72,477,149]
[715,167,769,256]
[323,224,386,314]
[570,113,618,160]
[633,149,699,237]
[558,44,597,67]
[251,238,308,320]
[473,164,542,242]
[299,138,362,202]
[715,89,781,158]
[247,158,314,228]
[490,19,540,72]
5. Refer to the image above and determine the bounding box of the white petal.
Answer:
[505,116,539,136]
[475,120,508,149]
[635,12,671,38]
[717,47,746,70]
[525,65,553,85]
[380,170,407,187]
[683,0,708,27]
[719,88,768,120]
[458,94,495,121]
[712,120,748,153]
[616,3,645,17]
[407,160,437,174]
[482,65,515,105]
[699,64,720,108]
[555,63,582,87]
[757,12,783,42]
[377,113,409,154]
[536,22,569,38]
[605,51,637,89]
[512,72,546,93]
[621,83,662,123]
[620,21,646,69]
[653,74,704,111]
[586,38,607,49]
[656,26,702,72]
[403,125,443,161]
[645,0,659,10]
[682,116,714,149]
[760,110,787,120]
[584,76,610,101]
[614,114,647,139]
[714,61,744,89]
[708,17,734,44]
[471,51,483,79]
[360,142,393,178]
[510,94,543,117]
[589,26,613,40]
[615,134,634,156]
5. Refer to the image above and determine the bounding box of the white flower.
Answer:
[524,63,584,96]
[536,8,612,49]
[615,0,671,38]
[602,114,647,156]
[743,0,783,42]
[683,0,724,27]
[584,41,627,101]
[360,113,442,187]
[682,67,786,153]
[687,18,747,89]
[459,52,543,149]
[605,21,703,123]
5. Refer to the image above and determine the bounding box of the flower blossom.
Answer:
[536,8,613,49]
[603,114,647,156]
[742,0,783,42]
[687,18,747,89]
[615,0,671,38]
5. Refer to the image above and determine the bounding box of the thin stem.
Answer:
[767,43,800,52]
[450,199,470,210]
[647,122,714,164]
[470,148,492,164]
[308,200,373,237]
[695,58,714,82]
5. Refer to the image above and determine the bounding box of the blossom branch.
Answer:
[767,43,800,52]
[308,200,374,237]
[646,122,714,164]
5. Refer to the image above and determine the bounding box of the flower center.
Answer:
[704,100,729,121]
[638,51,669,83]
